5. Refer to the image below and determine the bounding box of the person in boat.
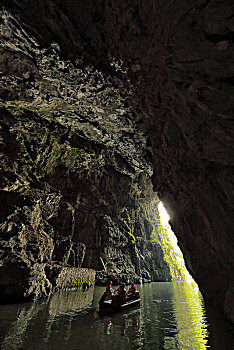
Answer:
[127,282,139,300]
[99,280,114,305]
[116,282,123,295]
[128,282,136,295]
[118,283,127,300]
[105,280,114,300]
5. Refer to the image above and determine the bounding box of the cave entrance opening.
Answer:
[157,201,193,282]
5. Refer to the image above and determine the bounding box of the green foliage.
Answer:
[146,201,188,281]
[123,214,150,283]
[64,245,72,265]
[141,268,151,279]
[153,220,187,280]
[34,279,46,291]
[71,279,93,288]
[123,217,136,243]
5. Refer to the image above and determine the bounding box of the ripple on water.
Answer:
[0,282,209,350]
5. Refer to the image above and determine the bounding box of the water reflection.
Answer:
[172,282,209,349]
[0,282,209,350]
[0,289,94,350]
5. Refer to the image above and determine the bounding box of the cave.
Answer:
[0,0,234,348]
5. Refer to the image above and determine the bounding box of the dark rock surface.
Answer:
[0,0,234,347]
[0,3,171,304]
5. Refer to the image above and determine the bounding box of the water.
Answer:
[0,282,209,350]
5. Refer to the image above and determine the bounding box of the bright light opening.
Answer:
[158,201,194,282]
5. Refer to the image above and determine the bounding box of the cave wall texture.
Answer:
[0,0,172,304]
[0,0,234,347]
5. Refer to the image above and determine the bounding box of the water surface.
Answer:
[0,282,209,350]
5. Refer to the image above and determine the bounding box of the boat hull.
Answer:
[99,297,140,314]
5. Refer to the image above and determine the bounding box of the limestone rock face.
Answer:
[0,0,234,346]
[0,4,171,303]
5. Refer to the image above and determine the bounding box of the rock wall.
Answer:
[0,103,171,299]
[0,6,171,303]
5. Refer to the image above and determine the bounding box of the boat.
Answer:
[99,293,140,313]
